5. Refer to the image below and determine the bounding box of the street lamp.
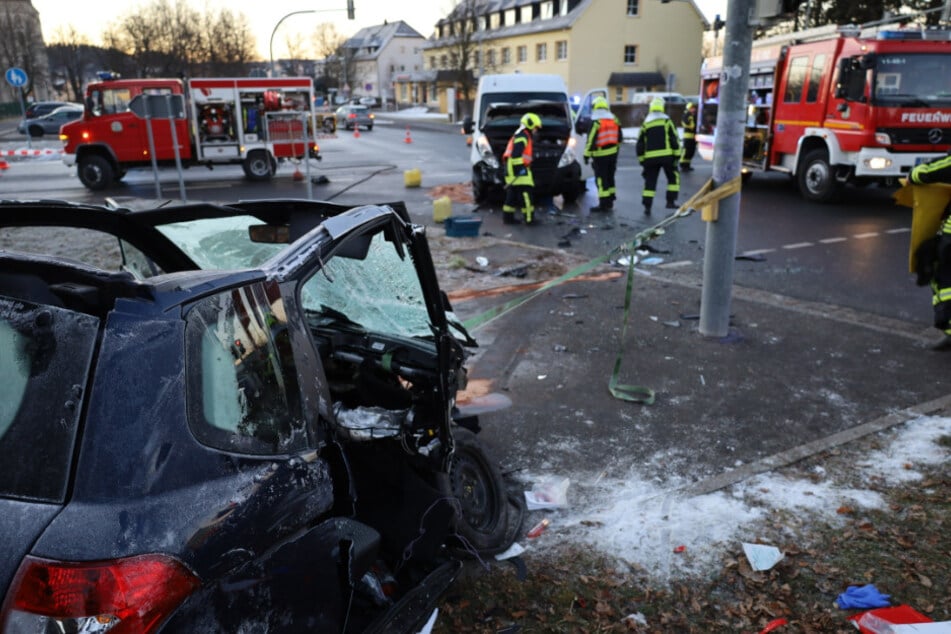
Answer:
[270,10,317,78]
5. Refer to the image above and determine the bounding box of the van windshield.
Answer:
[478,91,567,123]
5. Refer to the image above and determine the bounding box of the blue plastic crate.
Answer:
[444,216,482,237]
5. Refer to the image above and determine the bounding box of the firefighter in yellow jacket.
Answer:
[635,97,680,215]
[502,112,542,225]
[583,96,622,212]
[910,151,951,350]
[679,101,697,172]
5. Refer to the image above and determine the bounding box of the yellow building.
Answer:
[414,0,707,114]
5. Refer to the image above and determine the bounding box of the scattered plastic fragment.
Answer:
[848,605,939,633]
[622,613,648,627]
[525,477,569,510]
[537,374,547,380]
[641,256,664,265]
[742,542,784,571]
[417,608,439,634]
[553,344,567,352]
[836,584,891,609]
[475,256,489,267]
[494,542,526,561]
[758,618,788,633]
[673,545,686,553]
[526,518,550,539]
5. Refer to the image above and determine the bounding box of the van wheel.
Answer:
[77,155,114,191]
[798,149,840,202]
[243,150,275,181]
[472,172,488,203]
[561,183,583,203]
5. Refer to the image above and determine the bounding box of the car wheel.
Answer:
[242,150,275,181]
[797,149,840,202]
[77,154,114,191]
[438,428,510,554]
[367,124,373,131]
[28,125,44,138]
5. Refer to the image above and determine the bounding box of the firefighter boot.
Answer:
[502,211,521,225]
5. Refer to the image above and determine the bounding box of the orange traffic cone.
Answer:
[0,159,8,171]
[404,126,413,144]
[353,126,361,139]
[292,164,304,181]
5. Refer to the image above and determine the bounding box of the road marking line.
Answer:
[853,232,878,239]
[819,237,847,244]
[740,248,775,256]
[886,227,910,234]
[782,242,813,250]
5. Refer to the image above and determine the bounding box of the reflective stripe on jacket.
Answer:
[911,153,951,185]
[636,115,680,161]
[504,129,534,186]
[682,111,697,140]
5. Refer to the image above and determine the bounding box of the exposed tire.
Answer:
[242,150,275,181]
[437,428,510,554]
[797,149,840,203]
[77,154,114,191]
[560,182,583,203]
[472,171,488,204]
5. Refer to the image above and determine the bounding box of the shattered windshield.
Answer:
[301,231,432,339]
[154,215,285,270]
[873,54,951,106]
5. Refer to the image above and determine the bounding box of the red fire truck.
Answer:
[696,23,951,202]
[60,75,323,191]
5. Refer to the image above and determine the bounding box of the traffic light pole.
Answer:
[699,0,755,338]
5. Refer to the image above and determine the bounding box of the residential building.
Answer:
[341,20,427,106]
[412,0,706,115]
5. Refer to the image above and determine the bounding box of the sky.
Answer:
[31,0,729,62]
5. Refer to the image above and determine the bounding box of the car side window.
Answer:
[0,296,98,503]
[185,281,306,455]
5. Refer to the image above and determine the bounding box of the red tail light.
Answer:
[2,554,200,633]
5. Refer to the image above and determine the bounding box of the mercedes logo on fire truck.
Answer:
[928,128,944,144]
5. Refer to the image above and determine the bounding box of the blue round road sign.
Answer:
[5,67,28,88]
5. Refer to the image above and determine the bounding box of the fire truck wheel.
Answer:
[77,155,114,191]
[798,149,840,203]
[242,150,276,181]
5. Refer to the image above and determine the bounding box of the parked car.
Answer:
[631,91,687,105]
[0,198,515,633]
[17,104,83,137]
[336,104,375,131]
[359,96,379,107]
[23,100,77,119]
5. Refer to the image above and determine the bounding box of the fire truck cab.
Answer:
[697,23,951,202]
[60,75,322,191]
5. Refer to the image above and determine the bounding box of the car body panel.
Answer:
[0,198,478,632]
[335,104,374,130]
[17,105,84,136]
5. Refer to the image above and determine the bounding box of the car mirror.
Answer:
[249,224,290,244]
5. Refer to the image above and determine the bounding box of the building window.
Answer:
[440,54,448,68]
[624,45,638,64]
[517,45,527,63]
[521,5,533,22]
[506,8,517,24]
[556,40,567,60]
[430,56,436,69]
[474,50,481,68]
[487,49,496,67]
[541,1,553,19]
[502,47,511,64]
[536,43,547,62]
[491,12,501,28]
[627,0,639,16]
[615,87,623,102]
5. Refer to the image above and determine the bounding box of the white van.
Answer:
[462,73,605,204]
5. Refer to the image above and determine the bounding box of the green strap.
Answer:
[608,251,655,404]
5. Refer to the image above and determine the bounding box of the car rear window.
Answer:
[0,296,99,503]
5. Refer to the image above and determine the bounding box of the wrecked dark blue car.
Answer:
[0,199,514,633]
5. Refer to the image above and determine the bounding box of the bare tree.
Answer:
[432,0,487,118]
[46,26,94,101]
[0,3,48,100]
[103,0,257,78]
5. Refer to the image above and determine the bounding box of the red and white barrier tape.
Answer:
[1,148,64,156]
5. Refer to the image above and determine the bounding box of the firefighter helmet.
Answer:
[649,97,665,113]
[520,112,542,130]
[686,101,696,111]
[592,96,609,110]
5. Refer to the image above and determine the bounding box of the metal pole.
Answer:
[17,88,32,150]
[166,95,187,202]
[270,10,317,78]
[699,0,755,338]
[143,103,162,199]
